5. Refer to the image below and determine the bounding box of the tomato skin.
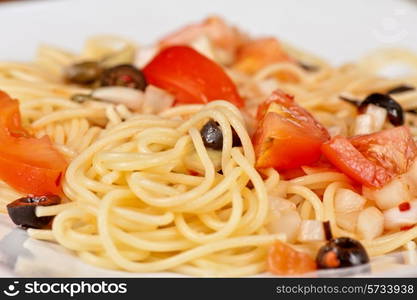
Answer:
[321,136,393,188]
[159,16,247,54]
[253,90,329,170]
[0,91,67,195]
[0,155,62,195]
[322,127,417,188]
[0,92,28,137]
[253,113,326,170]
[143,46,243,107]
[256,89,294,121]
[234,38,293,75]
[267,241,317,275]
[350,126,417,175]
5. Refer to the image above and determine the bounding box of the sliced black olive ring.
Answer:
[339,93,404,126]
[7,195,61,229]
[387,84,415,95]
[316,237,370,269]
[359,93,404,126]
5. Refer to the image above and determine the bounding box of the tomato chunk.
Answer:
[322,127,417,188]
[233,38,293,75]
[321,136,393,188]
[0,91,67,195]
[159,16,247,54]
[253,90,329,170]
[267,241,317,275]
[350,126,417,175]
[143,46,243,107]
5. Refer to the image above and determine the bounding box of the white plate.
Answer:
[1,0,417,64]
[0,0,417,277]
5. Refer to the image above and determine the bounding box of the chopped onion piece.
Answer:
[257,78,279,96]
[135,46,158,68]
[363,177,411,210]
[357,207,384,240]
[366,104,387,132]
[269,196,296,213]
[142,85,175,114]
[334,188,366,213]
[353,114,373,135]
[297,220,325,242]
[404,161,417,197]
[266,210,301,243]
[328,126,343,137]
[336,211,359,232]
[189,35,216,61]
[384,200,417,230]
[92,87,144,111]
[403,241,417,265]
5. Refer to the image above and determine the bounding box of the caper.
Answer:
[64,61,102,85]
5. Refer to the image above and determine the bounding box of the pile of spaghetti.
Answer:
[1,16,417,276]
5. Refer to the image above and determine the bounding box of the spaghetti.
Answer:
[0,17,417,276]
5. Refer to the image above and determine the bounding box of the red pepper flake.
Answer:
[400,225,414,231]
[398,202,411,212]
[120,74,133,83]
[188,170,200,176]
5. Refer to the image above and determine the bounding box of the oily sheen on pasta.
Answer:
[1,18,417,276]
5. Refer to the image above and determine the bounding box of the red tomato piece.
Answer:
[267,241,317,275]
[233,38,293,75]
[321,136,393,188]
[322,126,417,188]
[143,46,243,107]
[0,91,67,195]
[349,126,417,175]
[159,16,247,54]
[253,90,330,170]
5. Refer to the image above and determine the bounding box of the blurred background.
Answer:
[0,0,416,64]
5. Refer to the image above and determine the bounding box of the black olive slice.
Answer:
[64,61,102,85]
[200,119,242,150]
[298,61,319,72]
[323,221,333,241]
[359,93,404,126]
[387,85,415,95]
[200,120,223,150]
[232,130,242,147]
[316,237,370,269]
[339,95,361,107]
[100,64,147,91]
[7,195,61,229]
[70,94,99,103]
